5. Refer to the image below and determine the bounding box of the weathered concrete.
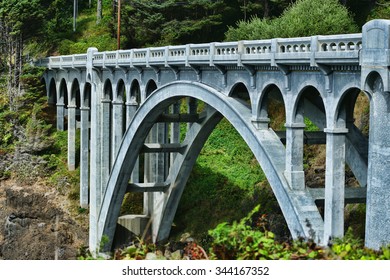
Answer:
[37,20,390,253]
[361,19,390,250]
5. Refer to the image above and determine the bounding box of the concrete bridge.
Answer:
[37,19,390,253]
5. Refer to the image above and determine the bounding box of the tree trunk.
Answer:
[262,0,269,18]
[97,0,103,24]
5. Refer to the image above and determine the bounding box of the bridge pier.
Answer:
[284,122,305,190]
[126,99,140,183]
[80,105,90,208]
[361,19,390,250]
[112,100,124,165]
[56,102,65,131]
[101,98,111,193]
[323,128,348,243]
[67,105,77,171]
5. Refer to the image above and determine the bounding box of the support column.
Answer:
[80,106,90,208]
[101,98,111,195]
[187,97,197,130]
[323,127,348,243]
[170,102,181,164]
[126,100,139,183]
[284,122,305,190]
[86,47,101,254]
[144,126,157,216]
[112,100,124,165]
[361,19,390,250]
[67,105,77,170]
[56,102,65,131]
[151,121,168,240]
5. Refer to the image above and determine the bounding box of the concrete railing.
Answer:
[36,33,362,69]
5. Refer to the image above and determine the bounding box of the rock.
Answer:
[145,252,167,260]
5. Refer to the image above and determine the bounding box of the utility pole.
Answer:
[117,0,121,49]
[73,0,78,32]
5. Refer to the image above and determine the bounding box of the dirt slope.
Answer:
[0,180,88,260]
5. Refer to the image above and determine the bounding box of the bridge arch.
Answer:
[48,78,57,106]
[70,78,81,107]
[145,79,158,99]
[129,79,141,105]
[58,78,68,108]
[229,82,251,102]
[96,81,323,251]
[259,84,286,130]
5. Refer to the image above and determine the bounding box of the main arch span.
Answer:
[97,81,324,251]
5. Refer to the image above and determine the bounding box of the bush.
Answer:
[208,205,390,260]
[225,0,359,41]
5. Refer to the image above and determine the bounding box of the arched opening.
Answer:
[115,79,126,137]
[230,82,251,105]
[71,79,81,121]
[262,84,286,131]
[173,95,288,241]
[145,79,158,98]
[48,78,57,106]
[294,86,326,189]
[130,79,141,106]
[59,78,68,108]
[58,79,68,131]
[102,79,113,180]
[337,88,370,240]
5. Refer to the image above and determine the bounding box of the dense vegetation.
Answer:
[1,0,390,260]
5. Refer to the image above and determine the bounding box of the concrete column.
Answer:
[101,99,111,195]
[143,126,157,216]
[170,102,181,164]
[80,106,90,208]
[89,82,102,254]
[112,100,124,164]
[187,97,197,130]
[361,19,390,249]
[126,100,139,183]
[365,81,390,249]
[126,100,138,127]
[152,121,168,240]
[56,103,65,131]
[86,47,101,254]
[67,105,77,171]
[323,127,348,243]
[284,122,305,190]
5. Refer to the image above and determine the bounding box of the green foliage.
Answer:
[208,207,390,260]
[119,0,230,47]
[368,0,390,21]
[208,205,324,260]
[225,0,359,41]
[304,117,320,132]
